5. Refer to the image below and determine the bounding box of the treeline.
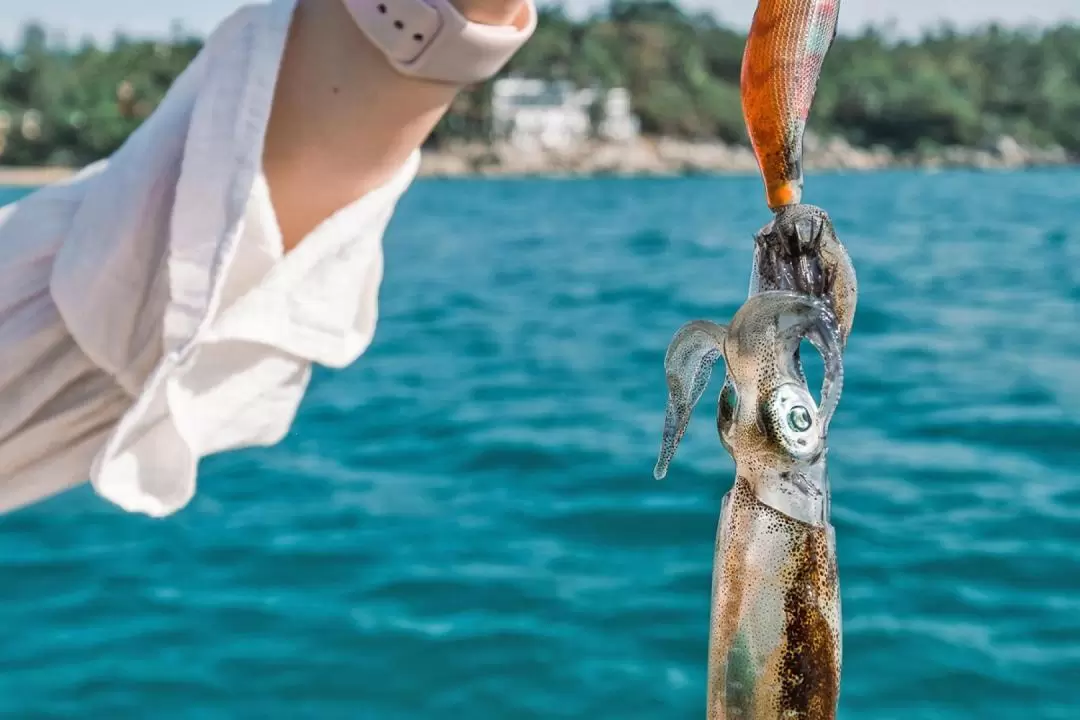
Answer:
[1,0,1079,166]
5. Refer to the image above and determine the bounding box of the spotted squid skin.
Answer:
[741,0,840,210]
[708,477,840,720]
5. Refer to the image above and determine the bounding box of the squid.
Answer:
[652,0,860,717]
[654,290,846,720]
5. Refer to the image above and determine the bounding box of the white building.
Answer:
[491,78,640,151]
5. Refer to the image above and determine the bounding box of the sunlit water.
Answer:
[1,170,1078,718]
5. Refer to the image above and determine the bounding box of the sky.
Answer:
[2,0,1078,47]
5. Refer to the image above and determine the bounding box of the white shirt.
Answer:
[0,0,419,516]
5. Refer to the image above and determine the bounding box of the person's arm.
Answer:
[263,0,526,251]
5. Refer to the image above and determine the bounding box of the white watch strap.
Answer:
[343,0,537,85]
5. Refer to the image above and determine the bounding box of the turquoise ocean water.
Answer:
[1,171,1078,718]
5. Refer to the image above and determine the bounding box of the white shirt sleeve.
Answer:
[1,0,419,517]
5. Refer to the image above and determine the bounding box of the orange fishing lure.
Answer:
[741,0,840,209]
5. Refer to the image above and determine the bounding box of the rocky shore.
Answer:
[1,135,1072,187]
[418,134,1073,177]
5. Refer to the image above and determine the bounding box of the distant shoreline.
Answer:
[2,135,1074,188]
[0,166,79,187]
[414,136,1075,178]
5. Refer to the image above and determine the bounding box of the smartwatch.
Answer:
[342,0,537,85]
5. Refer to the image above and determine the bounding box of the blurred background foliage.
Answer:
[1,0,1079,166]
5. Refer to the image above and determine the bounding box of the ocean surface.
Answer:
[1,171,1078,718]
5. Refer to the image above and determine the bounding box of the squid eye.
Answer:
[787,405,812,432]
[764,384,822,460]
